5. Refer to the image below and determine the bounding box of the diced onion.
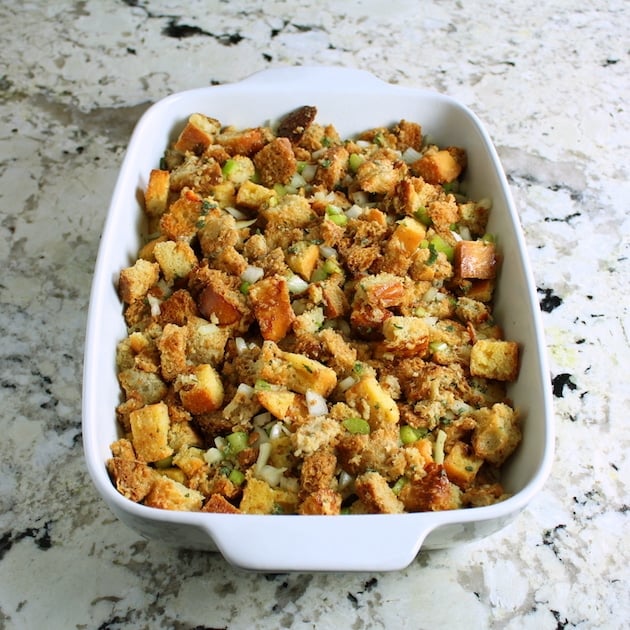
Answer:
[305,389,328,417]
[268,422,284,440]
[345,204,363,219]
[147,294,161,317]
[458,225,472,241]
[423,286,438,303]
[338,470,354,490]
[311,148,328,159]
[258,464,286,487]
[319,244,337,259]
[254,441,272,472]
[287,274,309,294]
[350,190,370,206]
[433,429,447,465]
[241,265,264,284]
[301,163,318,182]
[450,230,463,242]
[253,411,272,426]
[401,147,423,164]
[235,218,257,230]
[224,205,249,220]
[477,197,492,210]
[204,447,223,465]
[338,375,357,392]
[234,337,248,355]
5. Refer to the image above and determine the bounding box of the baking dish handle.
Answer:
[202,514,442,572]
[238,65,389,91]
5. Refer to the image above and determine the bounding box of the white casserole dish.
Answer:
[82,66,554,572]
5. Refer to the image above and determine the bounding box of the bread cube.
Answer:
[355,471,404,514]
[472,403,521,466]
[376,316,430,358]
[176,364,224,414]
[129,401,173,463]
[157,323,188,382]
[286,241,321,281]
[412,147,467,184]
[144,475,204,511]
[259,341,337,396]
[118,259,160,304]
[253,136,297,186]
[174,113,221,153]
[455,240,497,280]
[144,169,170,217]
[256,388,297,419]
[344,375,400,428]
[235,179,277,209]
[470,339,519,381]
[153,240,197,283]
[107,457,156,502]
[248,275,295,342]
[443,441,484,488]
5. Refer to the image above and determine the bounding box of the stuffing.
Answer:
[110,110,522,515]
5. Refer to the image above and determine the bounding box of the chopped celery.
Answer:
[255,379,272,390]
[226,431,249,454]
[348,153,365,172]
[430,235,455,262]
[310,266,329,283]
[342,417,371,435]
[414,205,432,226]
[400,425,424,445]
[391,477,407,495]
[429,341,448,353]
[154,455,174,469]
[326,204,348,227]
[228,469,245,485]
[239,280,251,294]
[323,258,342,275]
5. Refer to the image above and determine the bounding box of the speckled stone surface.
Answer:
[1,1,628,628]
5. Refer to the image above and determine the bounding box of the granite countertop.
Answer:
[1,1,628,628]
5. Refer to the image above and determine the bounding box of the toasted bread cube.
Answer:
[412,147,466,184]
[174,113,220,153]
[137,235,168,262]
[355,471,405,514]
[455,240,497,280]
[356,156,406,195]
[286,241,321,281]
[159,188,203,242]
[261,194,314,230]
[235,179,277,209]
[240,475,276,514]
[253,136,297,186]
[216,125,267,156]
[376,316,430,358]
[472,403,521,466]
[144,169,170,218]
[470,339,519,382]
[202,494,241,514]
[248,275,295,342]
[118,367,168,406]
[107,457,156,502]
[129,402,173,463]
[298,488,342,515]
[210,181,236,207]
[157,323,188,382]
[399,463,461,512]
[344,375,400,428]
[144,475,204,510]
[176,364,224,414]
[259,341,337,396]
[153,240,197,283]
[118,259,160,304]
[256,388,297,419]
[186,316,229,366]
[443,441,484,488]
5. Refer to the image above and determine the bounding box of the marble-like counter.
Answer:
[0,1,628,628]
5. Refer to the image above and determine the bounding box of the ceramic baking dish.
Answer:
[82,66,554,572]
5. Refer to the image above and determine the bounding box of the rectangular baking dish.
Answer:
[82,66,554,572]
